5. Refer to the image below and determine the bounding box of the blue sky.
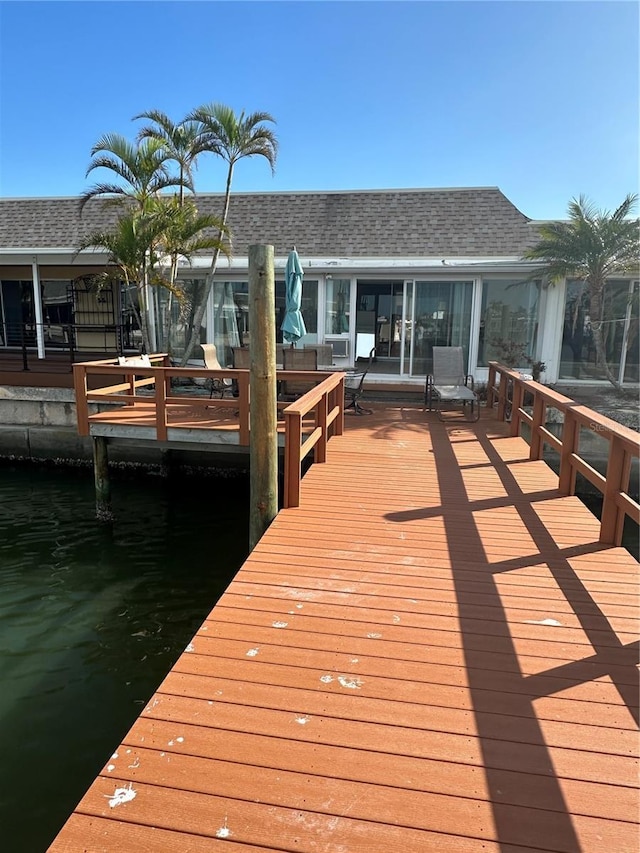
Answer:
[0,1,637,219]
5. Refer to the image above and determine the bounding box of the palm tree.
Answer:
[134,110,208,205]
[150,197,229,350]
[524,194,639,388]
[80,134,183,212]
[77,200,228,353]
[179,103,278,364]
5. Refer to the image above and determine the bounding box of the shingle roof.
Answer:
[0,187,538,257]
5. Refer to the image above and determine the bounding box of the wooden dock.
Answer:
[49,403,639,852]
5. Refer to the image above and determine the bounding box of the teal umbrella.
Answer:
[281,248,306,344]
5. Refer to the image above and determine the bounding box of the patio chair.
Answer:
[281,346,318,400]
[344,346,376,415]
[231,346,250,370]
[201,343,233,398]
[425,346,479,421]
[303,343,333,368]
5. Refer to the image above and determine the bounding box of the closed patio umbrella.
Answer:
[281,248,306,344]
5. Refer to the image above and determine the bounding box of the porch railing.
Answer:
[487,361,640,546]
[72,357,345,509]
[1,321,140,369]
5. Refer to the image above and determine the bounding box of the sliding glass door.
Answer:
[411,280,473,375]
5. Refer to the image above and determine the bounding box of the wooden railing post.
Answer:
[600,436,629,545]
[73,364,90,436]
[496,372,508,421]
[315,393,328,462]
[284,412,302,508]
[335,375,345,436]
[155,369,168,441]
[529,394,546,460]
[510,378,524,436]
[238,372,250,446]
[558,410,579,495]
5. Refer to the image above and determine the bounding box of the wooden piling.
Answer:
[248,244,278,551]
[92,436,113,521]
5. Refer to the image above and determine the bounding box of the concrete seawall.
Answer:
[0,387,249,473]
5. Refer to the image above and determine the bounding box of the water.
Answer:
[0,465,249,852]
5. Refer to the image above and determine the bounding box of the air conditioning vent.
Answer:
[331,339,349,358]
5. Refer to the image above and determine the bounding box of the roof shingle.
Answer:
[0,187,537,257]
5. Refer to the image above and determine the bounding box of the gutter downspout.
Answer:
[31,256,45,359]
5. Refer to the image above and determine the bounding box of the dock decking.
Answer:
[49,404,639,852]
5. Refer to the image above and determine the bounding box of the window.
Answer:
[477,279,540,367]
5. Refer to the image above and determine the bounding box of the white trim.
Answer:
[31,257,45,359]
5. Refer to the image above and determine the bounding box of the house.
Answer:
[0,187,637,387]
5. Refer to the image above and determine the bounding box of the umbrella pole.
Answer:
[248,244,278,551]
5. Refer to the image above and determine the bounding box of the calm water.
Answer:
[0,465,248,852]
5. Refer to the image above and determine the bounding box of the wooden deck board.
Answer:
[49,404,639,853]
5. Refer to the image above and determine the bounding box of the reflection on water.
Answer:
[0,465,248,852]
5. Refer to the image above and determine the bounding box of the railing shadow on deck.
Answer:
[487,362,640,547]
[72,355,345,510]
[383,414,639,851]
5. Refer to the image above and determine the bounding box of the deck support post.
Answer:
[92,436,113,521]
[248,244,278,551]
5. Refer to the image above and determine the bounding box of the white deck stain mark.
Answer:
[272,621,288,628]
[408,599,418,603]
[107,764,115,772]
[200,625,208,631]
[106,783,136,808]
[295,604,304,609]
[367,632,382,639]
[128,756,140,769]
[208,701,214,705]
[350,658,359,664]
[184,642,195,652]
[111,752,119,759]
[295,716,311,725]
[160,752,165,757]
[288,610,295,614]
[337,676,363,690]
[168,740,174,746]
[525,618,562,627]
[125,749,131,755]
[144,698,160,714]
[176,737,184,743]
[246,648,260,657]
[216,817,231,839]
[392,615,401,624]
[320,674,334,684]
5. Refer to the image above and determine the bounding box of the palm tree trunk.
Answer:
[589,283,620,389]
[180,163,234,366]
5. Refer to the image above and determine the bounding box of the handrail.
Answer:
[283,372,345,509]
[72,356,346,510]
[487,361,640,546]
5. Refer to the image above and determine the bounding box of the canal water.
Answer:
[0,464,249,853]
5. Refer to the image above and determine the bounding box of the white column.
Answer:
[31,257,45,359]
[538,278,566,384]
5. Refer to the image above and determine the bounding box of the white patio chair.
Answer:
[201,343,233,398]
[425,346,479,421]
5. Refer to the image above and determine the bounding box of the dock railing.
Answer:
[488,361,640,545]
[282,372,345,509]
[73,356,345,509]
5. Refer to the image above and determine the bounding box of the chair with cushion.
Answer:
[425,346,479,421]
[344,346,375,415]
[201,343,233,398]
[281,346,318,400]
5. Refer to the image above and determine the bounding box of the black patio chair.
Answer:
[344,347,376,414]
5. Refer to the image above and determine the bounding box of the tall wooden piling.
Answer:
[92,436,113,521]
[248,244,278,551]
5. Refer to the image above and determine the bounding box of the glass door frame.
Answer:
[405,278,481,377]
